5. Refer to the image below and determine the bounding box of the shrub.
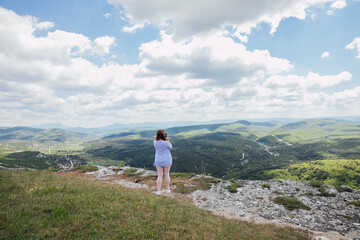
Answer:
[335,185,353,192]
[226,182,243,193]
[118,161,126,168]
[309,180,323,188]
[262,183,271,189]
[274,196,311,211]
[318,186,336,197]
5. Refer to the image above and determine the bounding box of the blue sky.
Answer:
[0,0,359,127]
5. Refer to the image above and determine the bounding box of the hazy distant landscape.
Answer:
[1,117,359,189]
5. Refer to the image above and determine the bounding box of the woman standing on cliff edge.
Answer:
[153,129,172,195]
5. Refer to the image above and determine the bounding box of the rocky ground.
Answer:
[81,166,360,240]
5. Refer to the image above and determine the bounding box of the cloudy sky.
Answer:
[0,0,359,127]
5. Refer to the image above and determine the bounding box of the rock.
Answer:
[91,165,360,239]
[314,237,329,240]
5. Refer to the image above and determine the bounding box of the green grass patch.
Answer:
[309,180,323,188]
[174,182,198,194]
[123,168,143,177]
[192,176,221,190]
[72,165,98,173]
[347,201,360,207]
[335,185,353,192]
[265,159,360,189]
[318,186,336,197]
[274,197,311,211]
[0,170,309,239]
[170,172,196,178]
[226,182,243,193]
[273,190,283,195]
[304,192,314,196]
[262,183,271,189]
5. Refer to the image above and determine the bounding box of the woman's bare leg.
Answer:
[164,164,171,190]
[156,166,164,192]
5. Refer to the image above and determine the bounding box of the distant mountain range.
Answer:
[0,127,93,143]
[1,116,359,144]
[13,116,357,138]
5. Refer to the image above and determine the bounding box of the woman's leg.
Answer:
[156,166,164,192]
[164,164,171,190]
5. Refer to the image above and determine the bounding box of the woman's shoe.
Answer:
[165,189,171,194]
[155,191,161,195]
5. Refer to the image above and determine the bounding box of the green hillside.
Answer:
[86,119,360,180]
[0,151,87,169]
[0,170,308,240]
[264,159,360,189]
[270,119,360,143]
[0,127,93,143]
[0,151,57,169]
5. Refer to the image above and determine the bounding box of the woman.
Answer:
[153,130,172,195]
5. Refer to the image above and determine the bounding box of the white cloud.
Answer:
[122,23,146,33]
[138,33,293,85]
[321,51,330,58]
[0,6,359,127]
[107,0,332,40]
[92,36,116,55]
[346,37,360,58]
[330,0,347,9]
[264,71,352,89]
[104,13,112,18]
[327,0,347,15]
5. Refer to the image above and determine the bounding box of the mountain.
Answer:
[86,119,360,180]
[0,127,93,143]
[269,119,360,142]
[35,122,70,129]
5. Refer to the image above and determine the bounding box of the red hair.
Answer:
[156,130,166,141]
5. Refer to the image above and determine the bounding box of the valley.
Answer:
[1,118,359,189]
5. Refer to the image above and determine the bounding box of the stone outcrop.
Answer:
[85,166,360,240]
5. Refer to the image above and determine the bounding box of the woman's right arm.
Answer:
[165,137,172,149]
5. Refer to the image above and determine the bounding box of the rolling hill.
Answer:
[0,127,93,143]
[86,119,360,180]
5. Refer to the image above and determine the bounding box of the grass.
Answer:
[173,182,198,194]
[347,201,360,207]
[0,170,309,239]
[226,182,243,193]
[123,168,144,177]
[274,197,311,211]
[318,186,336,197]
[265,160,360,189]
[309,180,323,188]
[192,176,221,190]
[72,165,98,173]
[262,183,271,189]
[170,172,196,178]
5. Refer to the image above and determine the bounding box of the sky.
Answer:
[0,0,359,127]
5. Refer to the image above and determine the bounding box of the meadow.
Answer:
[0,170,309,240]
